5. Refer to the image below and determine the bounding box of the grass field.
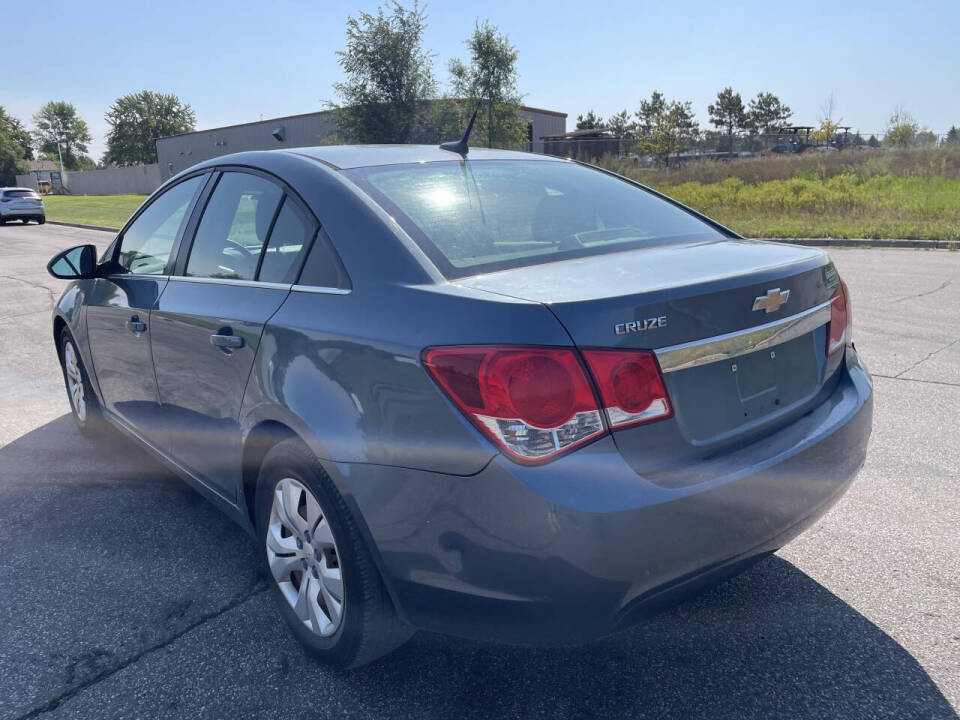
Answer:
[654,175,960,240]
[43,194,146,229]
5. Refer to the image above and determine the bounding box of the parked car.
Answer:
[46,146,873,668]
[0,187,45,224]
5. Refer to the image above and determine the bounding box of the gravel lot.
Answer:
[1,222,957,720]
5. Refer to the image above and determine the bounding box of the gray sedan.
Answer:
[46,145,873,668]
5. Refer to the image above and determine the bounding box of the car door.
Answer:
[150,169,316,500]
[85,174,207,442]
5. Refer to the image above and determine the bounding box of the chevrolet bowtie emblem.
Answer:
[752,288,790,313]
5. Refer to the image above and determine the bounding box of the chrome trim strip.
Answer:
[105,273,168,280]
[655,300,832,373]
[291,284,351,295]
[167,275,292,290]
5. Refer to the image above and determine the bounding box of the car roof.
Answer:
[289,144,567,170]
[1,187,38,192]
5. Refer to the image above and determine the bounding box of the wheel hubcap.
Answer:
[267,478,344,637]
[64,342,86,423]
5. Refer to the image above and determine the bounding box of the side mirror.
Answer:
[47,244,98,280]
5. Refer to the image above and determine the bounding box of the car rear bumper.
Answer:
[0,208,45,219]
[337,346,873,644]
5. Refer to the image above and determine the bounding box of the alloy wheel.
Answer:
[266,477,344,637]
[63,341,86,423]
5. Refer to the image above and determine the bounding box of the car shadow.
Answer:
[1,415,955,720]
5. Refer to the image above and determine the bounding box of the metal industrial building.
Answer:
[156,105,567,180]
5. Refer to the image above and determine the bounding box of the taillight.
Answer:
[422,347,605,464]
[581,350,672,428]
[827,279,852,355]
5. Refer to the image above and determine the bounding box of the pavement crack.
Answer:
[0,274,56,310]
[13,581,270,720]
[890,278,952,304]
[872,373,960,388]
[893,335,960,378]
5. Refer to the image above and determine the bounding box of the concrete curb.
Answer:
[760,237,959,250]
[47,220,119,233]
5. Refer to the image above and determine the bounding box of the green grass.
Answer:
[43,194,147,229]
[650,175,960,240]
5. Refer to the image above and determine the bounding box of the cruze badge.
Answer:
[752,288,790,314]
[615,316,667,335]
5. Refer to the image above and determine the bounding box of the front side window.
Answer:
[185,172,283,280]
[117,175,204,275]
[345,160,721,278]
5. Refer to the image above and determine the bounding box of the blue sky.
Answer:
[5,0,958,159]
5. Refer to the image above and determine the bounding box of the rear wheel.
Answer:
[256,439,413,668]
[38,217,45,225]
[59,329,105,436]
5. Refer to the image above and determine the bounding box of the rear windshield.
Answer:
[4,190,38,198]
[344,160,721,278]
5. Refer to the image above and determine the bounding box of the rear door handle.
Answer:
[210,330,244,349]
[125,316,146,334]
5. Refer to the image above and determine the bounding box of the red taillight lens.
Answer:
[581,350,672,428]
[827,279,852,355]
[423,347,605,464]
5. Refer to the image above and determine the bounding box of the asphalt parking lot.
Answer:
[1,222,958,720]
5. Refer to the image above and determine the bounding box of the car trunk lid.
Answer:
[458,238,841,470]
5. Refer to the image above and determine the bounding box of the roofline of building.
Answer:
[519,105,567,119]
[157,103,567,142]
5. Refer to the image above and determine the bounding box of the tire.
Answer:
[59,328,106,436]
[256,438,413,668]
[38,217,46,225]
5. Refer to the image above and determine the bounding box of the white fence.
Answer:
[16,163,163,195]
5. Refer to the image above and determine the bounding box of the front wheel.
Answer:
[59,329,105,436]
[256,439,413,668]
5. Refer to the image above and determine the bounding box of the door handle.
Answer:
[125,316,146,334]
[210,330,244,349]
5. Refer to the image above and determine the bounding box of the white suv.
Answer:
[0,187,45,225]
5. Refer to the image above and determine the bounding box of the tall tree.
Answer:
[635,91,666,136]
[883,106,919,147]
[104,91,195,165]
[606,109,634,138]
[576,110,605,130]
[32,101,92,170]
[333,1,437,143]
[449,20,525,148]
[0,107,31,185]
[634,91,699,168]
[746,92,792,134]
[811,92,842,144]
[945,126,960,146]
[707,87,746,152]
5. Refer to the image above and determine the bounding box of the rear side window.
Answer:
[186,172,282,280]
[345,160,720,278]
[117,175,203,275]
[298,229,350,290]
[258,198,314,283]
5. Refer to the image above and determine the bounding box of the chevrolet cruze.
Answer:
[46,145,873,668]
